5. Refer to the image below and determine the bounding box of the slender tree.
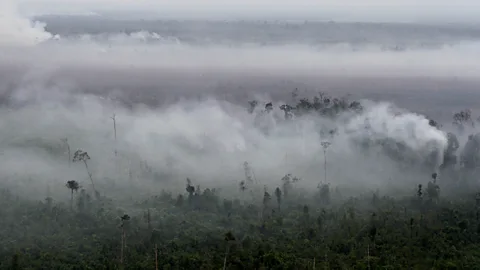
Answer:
[324,248,329,270]
[119,214,130,266]
[154,244,158,270]
[186,178,195,204]
[318,183,331,205]
[73,150,99,199]
[223,231,236,270]
[321,141,331,184]
[427,173,440,203]
[262,186,271,221]
[367,243,371,270]
[61,138,71,167]
[65,180,80,210]
[417,184,423,201]
[282,174,292,199]
[243,161,257,184]
[275,187,282,211]
[111,113,117,156]
[144,209,152,230]
[239,180,247,201]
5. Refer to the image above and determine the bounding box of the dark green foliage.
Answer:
[224,231,235,242]
[120,214,130,222]
[66,180,80,192]
[2,182,480,269]
[270,91,364,120]
[11,253,19,270]
[73,149,90,163]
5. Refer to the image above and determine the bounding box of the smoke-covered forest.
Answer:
[4,1,480,269]
[2,90,480,269]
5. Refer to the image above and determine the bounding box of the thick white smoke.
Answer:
[0,3,461,200]
[0,1,53,47]
[343,102,447,158]
[0,78,449,199]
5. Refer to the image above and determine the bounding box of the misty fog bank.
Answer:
[17,0,480,24]
[1,6,480,204]
[36,17,480,46]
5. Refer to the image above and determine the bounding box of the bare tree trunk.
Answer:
[111,114,117,156]
[324,249,328,270]
[120,227,127,267]
[313,257,316,270]
[324,149,327,183]
[147,209,151,230]
[154,244,158,270]
[251,167,258,184]
[120,228,124,265]
[123,229,126,251]
[321,142,330,184]
[66,141,71,166]
[367,244,371,270]
[70,189,73,210]
[223,245,230,270]
[83,160,98,198]
[62,138,71,166]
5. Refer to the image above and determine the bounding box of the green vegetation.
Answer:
[2,176,480,269]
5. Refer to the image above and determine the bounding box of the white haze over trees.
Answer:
[1,1,479,204]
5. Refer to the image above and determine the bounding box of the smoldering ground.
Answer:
[1,5,480,203]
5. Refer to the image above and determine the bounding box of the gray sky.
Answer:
[17,0,480,23]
